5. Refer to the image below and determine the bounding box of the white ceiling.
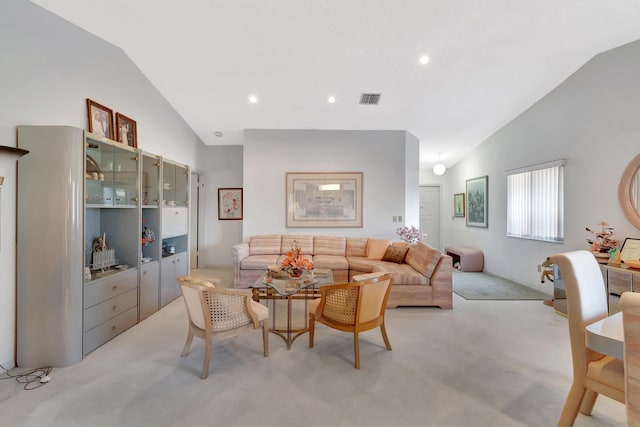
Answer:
[30,0,640,169]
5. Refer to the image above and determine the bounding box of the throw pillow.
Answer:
[382,245,410,264]
[367,239,391,260]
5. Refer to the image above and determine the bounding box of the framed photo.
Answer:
[218,188,243,220]
[86,99,114,139]
[466,175,488,228]
[286,172,363,228]
[620,237,640,261]
[115,112,138,148]
[454,193,465,218]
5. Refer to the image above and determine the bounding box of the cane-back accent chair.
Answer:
[549,251,624,427]
[620,291,640,426]
[308,273,393,369]
[177,276,269,379]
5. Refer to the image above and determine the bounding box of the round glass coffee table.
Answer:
[251,271,333,349]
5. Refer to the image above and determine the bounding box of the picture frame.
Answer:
[286,172,363,228]
[454,193,465,218]
[466,175,488,228]
[115,112,138,148]
[218,188,243,220]
[620,237,640,261]
[86,98,114,140]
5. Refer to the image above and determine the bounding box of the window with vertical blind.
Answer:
[506,160,565,242]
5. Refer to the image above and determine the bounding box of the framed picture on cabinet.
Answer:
[466,175,488,228]
[115,113,137,148]
[86,99,114,140]
[454,193,465,218]
[218,188,243,220]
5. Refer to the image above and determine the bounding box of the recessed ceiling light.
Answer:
[419,55,430,65]
[328,96,336,104]
[248,95,258,104]
[214,131,223,137]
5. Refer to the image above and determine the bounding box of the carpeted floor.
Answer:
[453,270,550,300]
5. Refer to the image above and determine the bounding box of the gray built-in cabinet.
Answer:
[16,126,190,367]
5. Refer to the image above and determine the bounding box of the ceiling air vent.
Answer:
[359,93,381,105]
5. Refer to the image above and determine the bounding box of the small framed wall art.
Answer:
[218,188,243,220]
[454,193,465,218]
[115,112,138,148]
[86,98,114,139]
[466,175,488,228]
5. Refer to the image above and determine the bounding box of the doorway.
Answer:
[419,185,441,250]
[190,172,202,268]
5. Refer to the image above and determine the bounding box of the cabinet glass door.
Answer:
[162,161,176,206]
[113,150,137,206]
[86,139,114,206]
[86,136,138,207]
[142,155,160,206]
[175,165,188,207]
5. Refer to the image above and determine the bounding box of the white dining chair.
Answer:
[550,250,624,427]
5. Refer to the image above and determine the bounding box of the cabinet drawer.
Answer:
[84,268,138,308]
[162,207,188,238]
[83,288,137,332]
[83,306,137,356]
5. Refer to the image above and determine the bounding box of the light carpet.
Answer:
[453,270,550,301]
[0,268,624,427]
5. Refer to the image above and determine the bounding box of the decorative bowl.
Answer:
[623,259,640,269]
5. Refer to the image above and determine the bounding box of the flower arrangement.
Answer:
[396,226,425,244]
[586,221,620,253]
[281,240,313,276]
[141,220,156,247]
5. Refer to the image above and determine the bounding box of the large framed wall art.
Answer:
[286,172,363,228]
[466,175,488,228]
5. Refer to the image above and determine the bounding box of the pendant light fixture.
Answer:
[433,152,446,176]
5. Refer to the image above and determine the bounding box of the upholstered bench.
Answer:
[444,246,484,272]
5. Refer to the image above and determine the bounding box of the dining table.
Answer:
[585,311,623,360]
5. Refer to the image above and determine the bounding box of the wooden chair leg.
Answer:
[380,322,392,351]
[262,321,269,357]
[309,317,315,347]
[557,384,586,427]
[201,335,212,380]
[579,389,598,415]
[181,329,194,357]
[354,332,360,369]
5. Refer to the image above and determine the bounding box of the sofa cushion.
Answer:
[373,262,429,286]
[346,237,368,257]
[352,271,386,282]
[347,257,379,273]
[382,243,410,264]
[241,254,280,270]
[249,235,282,255]
[367,239,391,260]
[314,236,346,256]
[312,254,349,270]
[404,242,441,278]
[281,235,314,255]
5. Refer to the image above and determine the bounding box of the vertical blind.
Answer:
[506,160,565,242]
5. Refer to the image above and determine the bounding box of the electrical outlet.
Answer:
[398,215,403,222]
[392,216,397,222]
[537,264,542,272]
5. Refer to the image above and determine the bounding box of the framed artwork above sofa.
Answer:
[286,172,363,227]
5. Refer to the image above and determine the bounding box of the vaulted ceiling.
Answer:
[30,0,640,169]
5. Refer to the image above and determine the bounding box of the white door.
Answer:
[419,186,441,250]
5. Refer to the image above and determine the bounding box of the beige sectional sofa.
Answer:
[231,235,452,309]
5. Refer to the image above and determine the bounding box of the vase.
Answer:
[288,269,303,279]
